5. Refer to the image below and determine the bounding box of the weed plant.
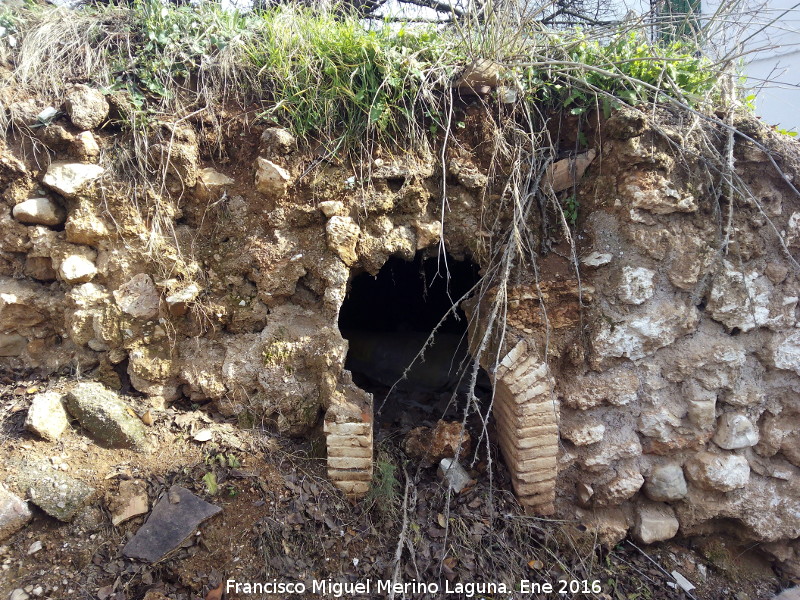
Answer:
[2,0,724,152]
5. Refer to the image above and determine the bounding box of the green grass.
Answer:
[2,0,725,151]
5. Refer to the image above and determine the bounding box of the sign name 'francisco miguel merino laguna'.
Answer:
[225,578,604,597]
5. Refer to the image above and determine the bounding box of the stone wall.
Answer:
[1,87,800,575]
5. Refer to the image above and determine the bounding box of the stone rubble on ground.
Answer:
[15,459,95,522]
[0,483,32,542]
[24,391,70,442]
[64,382,148,450]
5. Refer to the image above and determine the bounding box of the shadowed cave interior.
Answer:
[337,252,489,428]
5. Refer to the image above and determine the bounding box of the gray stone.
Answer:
[773,588,800,600]
[12,198,65,226]
[438,458,473,493]
[594,467,644,506]
[714,413,759,450]
[0,333,27,357]
[685,452,750,492]
[633,503,680,544]
[561,418,605,446]
[563,368,640,409]
[113,274,160,319]
[64,84,109,130]
[576,507,629,546]
[9,590,29,600]
[16,459,94,522]
[260,127,297,155]
[620,171,697,214]
[706,260,795,332]
[24,392,69,442]
[581,252,613,267]
[644,463,687,501]
[41,162,104,198]
[254,157,291,198]
[0,483,32,541]
[64,382,148,450]
[591,300,699,363]
[617,266,656,305]
[58,254,97,284]
[772,331,800,376]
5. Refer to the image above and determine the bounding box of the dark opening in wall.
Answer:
[338,252,485,426]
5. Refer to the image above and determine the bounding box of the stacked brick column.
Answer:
[324,420,373,496]
[491,340,559,515]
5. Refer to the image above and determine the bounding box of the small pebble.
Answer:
[27,541,42,555]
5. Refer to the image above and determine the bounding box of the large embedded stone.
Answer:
[771,331,800,376]
[683,379,717,430]
[65,198,109,245]
[325,216,361,266]
[644,463,687,501]
[633,503,679,544]
[0,483,31,541]
[713,413,759,450]
[42,162,104,198]
[617,266,655,305]
[706,260,796,332]
[684,452,749,492]
[619,171,697,214]
[64,84,109,130]
[64,382,148,450]
[561,417,605,446]
[113,274,160,320]
[576,507,629,547]
[260,127,297,156]
[25,392,69,442]
[71,130,100,161]
[563,368,640,410]
[194,167,234,201]
[593,467,644,506]
[12,198,65,226]
[254,157,291,198]
[581,432,642,471]
[591,300,699,363]
[58,254,97,284]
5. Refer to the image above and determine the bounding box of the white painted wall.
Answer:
[703,0,800,129]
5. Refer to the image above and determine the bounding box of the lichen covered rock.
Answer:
[64,382,148,450]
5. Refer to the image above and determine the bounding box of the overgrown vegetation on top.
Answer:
[0,0,724,151]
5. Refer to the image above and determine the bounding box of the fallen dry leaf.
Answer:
[528,558,544,570]
[205,581,223,600]
[141,410,154,426]
[437,513,447,528]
